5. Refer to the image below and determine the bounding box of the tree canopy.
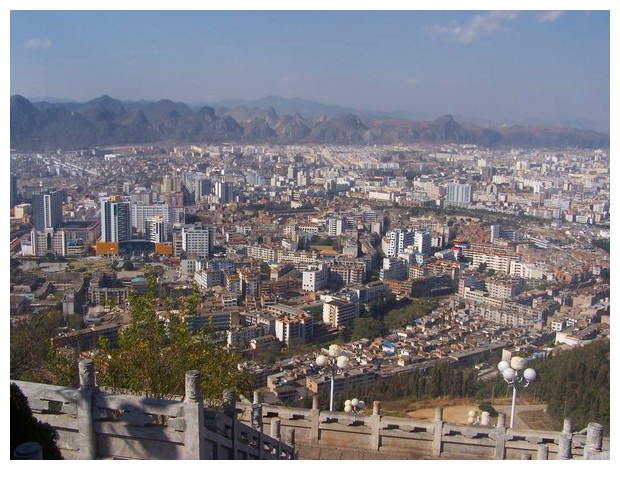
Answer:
[527,339,610,433]
[94,283,253,400]
[10,308,63,382]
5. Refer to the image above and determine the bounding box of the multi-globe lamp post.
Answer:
[497,356,537,429]
[344,398,365,414]
[315,344,349,412]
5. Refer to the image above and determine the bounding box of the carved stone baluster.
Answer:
[184,370,205,459]
[77,359,97,459]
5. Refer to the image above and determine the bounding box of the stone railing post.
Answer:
[271,418,282,458]
[13,442,43,460]
[557,418,573,460]
[537,444,549,460]
[223,389,237,459]
[583,422,603,460]
[432,406,444,458]
[370,401,381,451]
[494,413,507,459]
[251,391,263,432]
[310,393,320,444]
[183,370,205,460]
[271,417,281,440]
[285,428,296,452]
[77,359,97,459]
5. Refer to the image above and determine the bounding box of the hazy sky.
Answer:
[9,8,611,129]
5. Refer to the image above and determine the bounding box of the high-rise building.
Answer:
[323,299,359,328]
[383,228,414,257]
[10,175,18,208]
[161,173,181,194]
[100,196,132,242]
[239,267,261,300]
[380,257,408,281]
[302,264,329,292]
[131,203,171,238]
[245,171,260,186]
[414,230,432,254]
[329,264,365,286]
[445,183,473,206]
[181,224,214,258]
[215,181,234,204]
[14,203,31,219]
[164,192,184,207]
[32,188,64,230]
[30,229,54,256]
[196,178,212,202]
[147,215,166,243]
[161,175,173,194]
[129,188,153,205]
[490,225,518,243]
[327,217,344,237]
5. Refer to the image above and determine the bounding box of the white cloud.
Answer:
[427,11,520,43]
[24,38,53,49]
[406,78,417,86]
[537,11,565,23]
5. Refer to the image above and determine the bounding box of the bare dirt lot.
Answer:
[384,398,556,431]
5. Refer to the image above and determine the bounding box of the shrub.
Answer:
[478,403,498,417]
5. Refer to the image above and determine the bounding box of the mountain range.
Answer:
[10,94,610,151]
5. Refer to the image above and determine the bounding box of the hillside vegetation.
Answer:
[527,339,610,434]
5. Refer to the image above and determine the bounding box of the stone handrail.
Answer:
[239,393,609,460]
[12,360,607,460]
[12,360,295,460]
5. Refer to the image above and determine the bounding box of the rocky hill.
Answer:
[10,95,610,151]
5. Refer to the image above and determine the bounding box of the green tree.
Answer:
[335,323,352,343]
[351,316,385,341]
[10,309,63,381]
[428,360,453,397]
[122,260,135,271]
[95,287,253,400]
[368,295,396,319]
[44,346,82,388]
[528,339,610,433]
[66,313,83,330]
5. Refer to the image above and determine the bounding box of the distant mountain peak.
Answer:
[9,95,610,151]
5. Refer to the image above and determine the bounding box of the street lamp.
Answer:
[497,356,537,429]
[315,344,349,412]
[344,398,365,414]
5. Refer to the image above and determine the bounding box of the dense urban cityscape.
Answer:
[9,8,611,463]
[10,139,610,408]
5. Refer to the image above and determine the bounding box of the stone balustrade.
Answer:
[238,392,609,460]
[12,359,608,461]
[12,359,296,460]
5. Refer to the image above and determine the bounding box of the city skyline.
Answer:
[8,6,612,132]
[6,1,613,470]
